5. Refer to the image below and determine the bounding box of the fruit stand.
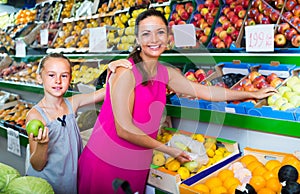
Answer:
[0,0,300,193]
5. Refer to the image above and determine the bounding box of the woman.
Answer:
[78,9,277,193]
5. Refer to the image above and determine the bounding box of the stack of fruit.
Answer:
[189,153,300,194]
[14,9,37,25]
[209,0,250,49]
[275,0,300,48]
[184,68,215,84]
[152,133,232,181]
[267,75,300,110]
[189,0,221,46]
[33,22,61,47]
[168,1,194,27]
[107,0,136,13]
[50,1,63,22]
[61,1,74,19]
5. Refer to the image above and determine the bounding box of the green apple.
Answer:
[267,93,282,105]
[287,76,300,88]
[289,95,300,107]
[283,91,297,101]
[26,119,45,137]
[183,161,199,173]
[274,97,288,109]
[280,103,295,111]
[278,86,292,96]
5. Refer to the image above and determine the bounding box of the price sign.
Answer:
[7,128,21,156]
[173,24,196,47]
[15,38,26,57]
[40,29,49,45]
[89,27,107,52]
[245,24,274,52]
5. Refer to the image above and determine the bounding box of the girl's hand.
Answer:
[29,127,49,144]
[108,59,132,73]
[168,147,192,164]
[253,87,278,99]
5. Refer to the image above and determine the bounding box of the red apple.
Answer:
[275,0,284,9]
[200,21,209,29]
[244,84,258,91]
[225,0,234,4]
[257,81,270,89]
[229,15,239,24]
[234,5,244,15]
[204,26,211,36]
[291,16,300,26]
[251,0,262,8]
[222,6,231,15]
[227,11,236,19]
[253,75,266,88]
[207,69,214,76]
[219,30,228,40]
[216,41,226,48]
[206,16,215,26]
[197,4,205,12]
[263,7,273,17]
[281,11,293,22]
[245,18,256,26]
[270,77,283,88]
[218,15,229,24]
[274,33,287,47]
[199,35,208,44]
[292,5,300,17]
[211,36,222,46]
[270,10,280,23]
[248,8,259,18]
[214,26,224,36]
[241,0,249,9]
[291,34,300,47]
[240,78,252,87]
[168,20,175,27]
[255,13,264,23]
[208,3,216,11]
[261,16,271,24]
[175,4,184,11]
[285,28,298,41]
[222,20,232,30]
[232,85,244,91]
[248,71,261,82]
[258,3,268,13]
[266,73,278,83]
[231,30,239,40]
[224,35,233,47]
[180,11,190,21]
[235,19,243,30]
[186,5,194,15]
[226,26,236,34]
[238,10,246,19]
[185,71,197,82]
[285,0,297,11]
[193,13,202,21]
[277,23,290,34]
[177,20,186,25]
[195,68,205,78]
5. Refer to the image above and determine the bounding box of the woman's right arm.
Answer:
[26,109,49,171]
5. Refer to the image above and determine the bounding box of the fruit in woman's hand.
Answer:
[26,119,44,137]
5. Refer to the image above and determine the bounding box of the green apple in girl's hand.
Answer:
[26,119,44,137]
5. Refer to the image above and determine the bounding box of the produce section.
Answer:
[0,0,300,194]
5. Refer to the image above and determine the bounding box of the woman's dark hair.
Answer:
[37,53,73,74]
[128,8,168,85]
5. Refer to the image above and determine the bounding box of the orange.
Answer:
[228,183,240,194]
[262,170,276,180]
[205,177,222,190]
[247,160,264,172]
[257,187,276,194]
[240,154,258,166]
[210,186,228,194]
[271,165,281,179]
[281,154,298,165]
[264,160,281,171]
[266,177,282,193]
[217,169,234,182]
[249,175,266,192]
[252,166,268,176]
[223,176,241,190]
[193,183,210,194]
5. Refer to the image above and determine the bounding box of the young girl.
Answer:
[78,9,277,194]
[25,53,131,194]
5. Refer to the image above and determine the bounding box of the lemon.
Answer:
[177,167,190,180]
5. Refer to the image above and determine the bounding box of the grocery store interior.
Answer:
[0,0,300,193]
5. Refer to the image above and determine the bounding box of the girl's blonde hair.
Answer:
[37,53,73,74]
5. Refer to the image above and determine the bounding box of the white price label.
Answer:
[245,24,274,52]
[40,29,49,45]
[7,128,21,156]
[89,27,107,52]
[173,24,196,47]
[15,39,26,57]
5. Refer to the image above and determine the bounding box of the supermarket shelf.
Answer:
[0,125,28,146]
[166,105,300,138]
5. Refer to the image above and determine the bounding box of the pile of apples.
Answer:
[209,0,249,48]
[184,68,215,83]
[275,0,300,47]
[168,1,194,27]
[267,75,300,111]
[231,71,283,104]
[189,0,220,45]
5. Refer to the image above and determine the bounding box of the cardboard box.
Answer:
[179,147,290,194]
[147,135,241,194]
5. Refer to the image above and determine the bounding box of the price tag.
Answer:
[245,24,274,52]
[15,38,26,57]
[89,27,107,52]
[172,24,196,47]
[40,28,49,45]
[7,128,21,156]
[225,107,236,113]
